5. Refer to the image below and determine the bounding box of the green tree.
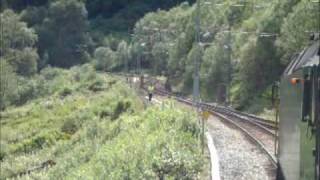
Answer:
[0,0,50,11]
[168,32,192,79]
[0,10,38,76]
[0,61,18,110]
[201,34,230,102]
[117,40,129,71]
[151,42,169,75]
[229,0,301,108]
[40,0,91,67]
[20,6,48,27]
[93,47,117,71]
[183,44,203,92]
[278,0,320,64]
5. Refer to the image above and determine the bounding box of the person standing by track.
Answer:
[147,84,155,101]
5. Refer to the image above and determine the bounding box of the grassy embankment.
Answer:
[0,65,205,179]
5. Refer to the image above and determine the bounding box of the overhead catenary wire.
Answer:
[0,9,4,111]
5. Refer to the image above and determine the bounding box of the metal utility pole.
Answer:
[193,0,201,107]
[138,46,141,87]
[138,42,145,88]
[125,44,129,82]
[126,29,130,79]
[135,22,144,88]
[226,25,232,105]
[194,0,205,154]
[0,9,4,111]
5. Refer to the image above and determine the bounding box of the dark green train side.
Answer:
[277,38,319,180]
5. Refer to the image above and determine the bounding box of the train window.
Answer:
[302,69,312,122]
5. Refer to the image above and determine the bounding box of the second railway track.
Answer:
[207,108,277,167]
[154,88,278,169]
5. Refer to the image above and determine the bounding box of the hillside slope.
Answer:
[0,65,205,179]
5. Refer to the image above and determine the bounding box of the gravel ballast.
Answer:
[207,115,275,180]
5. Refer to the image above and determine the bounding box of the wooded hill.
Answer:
[1,0,319,112]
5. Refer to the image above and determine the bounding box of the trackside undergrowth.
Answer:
[0,65,205,179]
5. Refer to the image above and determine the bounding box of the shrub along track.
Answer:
[120,74,277,179]
[153,88,277,179]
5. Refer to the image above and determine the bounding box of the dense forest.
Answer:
[1,0,319,112]
[0,0,192,109]
[129,0,319,111]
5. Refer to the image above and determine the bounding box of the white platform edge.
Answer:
[206,132,221,180]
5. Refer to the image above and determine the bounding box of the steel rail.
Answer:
[209,111,278,167]
[202,102,277,129]
[155,88,276,133]
[128,75,278,168]
[221,106,277,129]
[153,89,278,168]
[206,105,277,137]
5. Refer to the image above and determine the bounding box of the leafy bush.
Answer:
[107,79,117,86]
[0,142,8,161]
[179,115,200,136]
[151,145,202,179]
[93,47,117,71]
[59,87,73,97]
[40,67,62,81]
[0,151,6,161]
[1,10,39,77]
[14,131,69,154]
[15,77,38,105]
[88,78,105,92]
[71,64,97,82]
[0,70,204,179]
[61,119,79,135]
[1,64,106,108]
[65,103,203,179]
[11,48,39,76]
[99,108,112,118]
[0,61,18,110]
[111,100,131,120]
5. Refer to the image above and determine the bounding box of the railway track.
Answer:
[201,103,277,135]
[214,105,277,130]
[122,74,278,172]
[154,88,278,169]
[206,107,277,167]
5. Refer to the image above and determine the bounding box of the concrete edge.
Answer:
[206,132,221,180]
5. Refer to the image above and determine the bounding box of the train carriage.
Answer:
[277,38,319,180]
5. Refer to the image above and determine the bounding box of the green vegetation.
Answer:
[2,0,317,112]
[0,65,204,179]
[0,61,18,110]
[128,0,319,112]
[0,0,318,177]
[36,0,92,67]
[1,9,38,76]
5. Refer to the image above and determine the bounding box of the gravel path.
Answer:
[207,115,275,180]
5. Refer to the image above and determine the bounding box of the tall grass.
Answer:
[0,66,204,179]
